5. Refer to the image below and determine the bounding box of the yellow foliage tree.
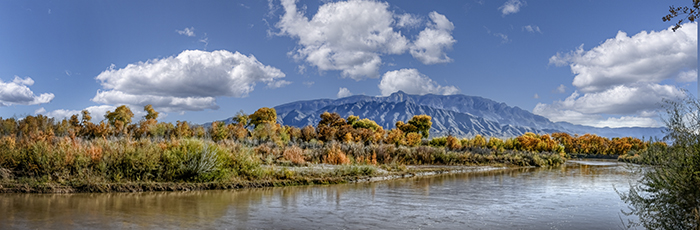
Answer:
[406,132,422,147]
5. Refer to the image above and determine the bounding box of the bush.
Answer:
[429,137,447,147]
[225,146,261,178]
[446,136,462,150]
[322,143,350,165]
[619,97,700,229]
[405,132,422,147]
[160,139,228,181]
[282,145,305,165]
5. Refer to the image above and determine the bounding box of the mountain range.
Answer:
[219,91,665,139]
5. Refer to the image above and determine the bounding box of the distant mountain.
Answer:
[278,99,542,137]
[218,91,665,139]
[555,122,665,140]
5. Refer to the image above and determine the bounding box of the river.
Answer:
[0,159,640,229]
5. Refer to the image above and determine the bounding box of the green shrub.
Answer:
[429,137,447,147]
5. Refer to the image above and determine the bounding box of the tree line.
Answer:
[0,105,659,157]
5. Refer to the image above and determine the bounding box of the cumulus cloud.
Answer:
[337,87,353,98]
[499,0,525,16]
[275,0,455,79]
[537,84,684,115]
[549,23,697,93]
[534,84,685,128]
[0,76,54,106]
[378,69,458,96]
[92,50,287,112]
[536,22,697,127]
[176,27,196,37]
[410,12,456,64]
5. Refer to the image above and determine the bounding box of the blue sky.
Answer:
[0,0,696,128]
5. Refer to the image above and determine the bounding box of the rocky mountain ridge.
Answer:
[218,91,664,139]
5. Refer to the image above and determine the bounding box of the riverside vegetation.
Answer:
[618,97,700,229]
[0,105,660,193]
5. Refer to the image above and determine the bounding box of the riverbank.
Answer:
[0,164,508,193]
[0,136,569,194]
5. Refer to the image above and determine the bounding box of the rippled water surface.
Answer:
[0,160,640,229]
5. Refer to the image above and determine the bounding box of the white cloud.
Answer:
[378,68,459,96]
[275,0,455,79]
[499,0,526,16]
[676,69,697,82]
[92,50,286,112]
[0,76,54,106]
[396,13,422,28]
[522,25,541,33]
[176,27,196,37]
[34,107,46,115]
[337,87,353,98]
[410,12,456,64]
[554,84,566,93]
[276,0,408,80]
[12,76,33,85]
[533,93,539,99]
[595,116,661,128]
[534,83,685,127]
[536,84,684,116]
[549,23,697,93]
[533,104,661,128]
[537,22,697,128]
[266,80,291,88]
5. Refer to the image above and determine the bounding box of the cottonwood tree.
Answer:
[301,125,316,142]
[396,115,433,139]
[317,112,346,142]
[233,110,250,127]
[105,105,134,133]
[80,110,92,125]
[408,115,432,139]
[249,107,277,128]
[144,104,159,120]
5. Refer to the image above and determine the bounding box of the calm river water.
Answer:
[0,160,640,229]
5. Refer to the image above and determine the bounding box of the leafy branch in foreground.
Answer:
[663,0,699,31]
[619,97,700,230]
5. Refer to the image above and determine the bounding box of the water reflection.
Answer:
[0,160,639,229]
